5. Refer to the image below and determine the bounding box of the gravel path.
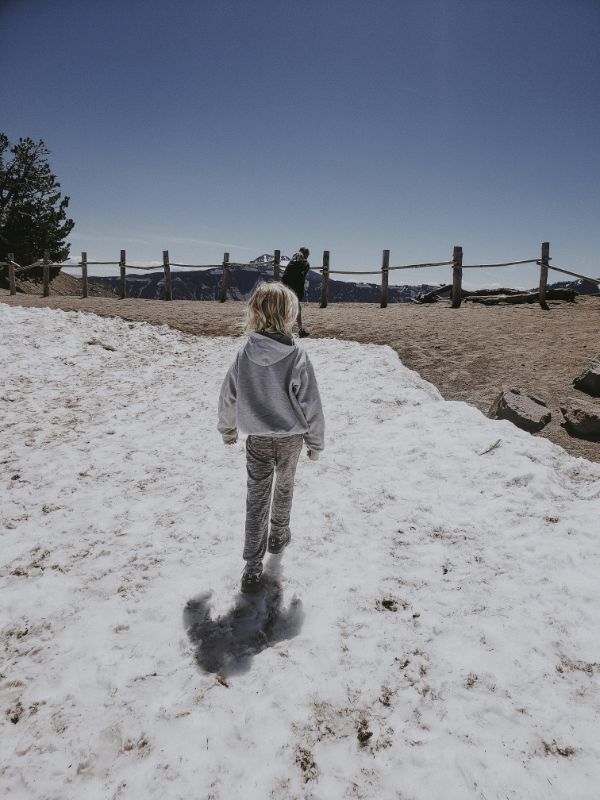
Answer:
[2,293,599,461]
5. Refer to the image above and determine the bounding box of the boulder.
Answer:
[573,359,600,397]
[488,388,551,432]
[560,397,600,437]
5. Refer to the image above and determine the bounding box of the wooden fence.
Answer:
[1,243,599,311]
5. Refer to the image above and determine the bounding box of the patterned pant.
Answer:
[244,434,304,568]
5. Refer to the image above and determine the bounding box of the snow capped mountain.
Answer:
[547,278,599,296]
[250,253,291,265]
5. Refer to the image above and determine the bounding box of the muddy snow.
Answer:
[1,304,599,799]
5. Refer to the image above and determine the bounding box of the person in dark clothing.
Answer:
[282,247,310,337]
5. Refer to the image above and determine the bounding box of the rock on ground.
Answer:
[560,397,600,437]
[488,388,551,432]
[573,359,600,397]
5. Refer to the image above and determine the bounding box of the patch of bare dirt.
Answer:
[1,293,598,461]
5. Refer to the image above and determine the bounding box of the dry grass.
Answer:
[2,293,599,462]
[1,270,113,297]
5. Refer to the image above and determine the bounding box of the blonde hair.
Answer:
[246,281,299,337]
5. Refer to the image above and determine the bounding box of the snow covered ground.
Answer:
[1,303,600,800]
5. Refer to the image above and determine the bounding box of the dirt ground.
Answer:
[2,292,599,462]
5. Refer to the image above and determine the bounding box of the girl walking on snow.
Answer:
[217,282,325,594]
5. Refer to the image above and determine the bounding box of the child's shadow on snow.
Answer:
[183,557,304,676]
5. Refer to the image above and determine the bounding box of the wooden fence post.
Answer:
[81,251,88,298]
[380,249,390,308]
[320,250,330,308]
[119,250,126,299]
[43,250,50,297]
[163,250,172,301]
[8,252,16,296]
[274,249,281,282]
[219,252,230,302]
[539,241,550,310]
[451,245,463,308]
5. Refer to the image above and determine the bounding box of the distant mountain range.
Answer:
[542,279,598,296]
[88,254,448,303]
[87,254,599,303]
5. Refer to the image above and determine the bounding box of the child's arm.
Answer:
[217,355,239,444]
[294,353,325,455]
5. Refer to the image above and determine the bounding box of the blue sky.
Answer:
[2,0,599,287]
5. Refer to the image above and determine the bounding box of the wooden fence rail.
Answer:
[2,242,599,310]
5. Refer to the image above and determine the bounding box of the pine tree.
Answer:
[0,133,75,267]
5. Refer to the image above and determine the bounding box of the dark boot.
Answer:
[267,528,291,554]
[241,563,263,594]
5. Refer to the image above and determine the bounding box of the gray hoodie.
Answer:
[217,332,325,451]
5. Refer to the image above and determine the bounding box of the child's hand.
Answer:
[307,449,319,461]
[223,433,238,445]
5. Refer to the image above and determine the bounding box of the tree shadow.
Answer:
[182,557,304,677]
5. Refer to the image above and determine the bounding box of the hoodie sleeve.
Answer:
[294,352,325,451]
[217,354,239,440]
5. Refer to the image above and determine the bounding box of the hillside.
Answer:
[0,267,113,298]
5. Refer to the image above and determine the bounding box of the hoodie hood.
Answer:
[244,332,296,366]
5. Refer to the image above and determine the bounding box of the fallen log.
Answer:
[412,284,452,303]
[462,287,525,297]
[465,287,576,305]
[546,288,576,301]
[413,286,571,305]
[465,292,538,305]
